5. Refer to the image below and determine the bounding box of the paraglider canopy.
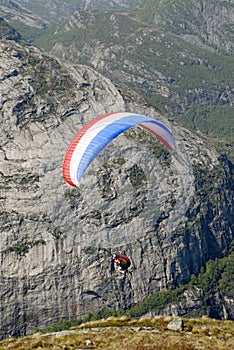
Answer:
[63,112,175,187]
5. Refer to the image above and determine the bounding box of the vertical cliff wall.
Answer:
[0,40,233,338]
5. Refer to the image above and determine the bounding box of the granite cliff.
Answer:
[0,39,233,339]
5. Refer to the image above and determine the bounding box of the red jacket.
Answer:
[114,254,131,268]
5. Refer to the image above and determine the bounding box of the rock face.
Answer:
[149,0,234,54]
[147,288,234,321]
[0,18,22,42]
[1,1,234,146]
[0,1,49,29]
[0,0,136,25]
[42,5,234,147]
[167,317,184,331]
[0,39,233,339]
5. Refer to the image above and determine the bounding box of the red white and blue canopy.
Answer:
[62,112,175,187]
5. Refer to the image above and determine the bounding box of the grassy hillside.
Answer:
[2,251,231,342]
[0,316,233,349]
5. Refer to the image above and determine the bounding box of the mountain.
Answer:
[0,0,49,28]
[0,0,50,42]
[2,1,234,154]
[136,0,234,53]
[0,0,136,42]
[0,32,233,339]
[31,1,234,160]
[0,0,136,27]
[0,17,23,42]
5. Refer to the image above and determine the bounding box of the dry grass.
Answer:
[0,316,233,350]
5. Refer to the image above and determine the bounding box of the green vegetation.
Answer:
[51,227,63,239]
[34,319,82,334]
[102,252,233,319]
[138,0,232,45]
[0,243,233,347]
[3,1,234,152]
[11,47,78,129]
[0,18,22,41]
[9,21,47,42]
[0,316,233,350]
[127,285,187,318]
[32,249,234,336]
[190,252,234,299]
[1,240,46,255]
[32,4,234,158]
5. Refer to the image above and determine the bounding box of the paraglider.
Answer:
[111,253,132,275]
[62,112,175,187]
